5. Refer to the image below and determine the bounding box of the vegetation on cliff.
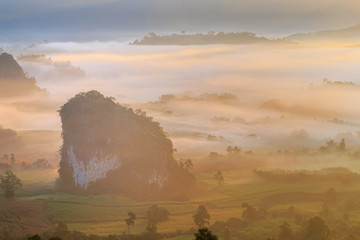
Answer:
[0,52,45,96]
[58,90,194,199]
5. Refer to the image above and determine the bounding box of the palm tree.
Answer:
[125,212,136,239]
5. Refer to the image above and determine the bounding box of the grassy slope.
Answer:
[12,162,360,237]
[0,199,54,237]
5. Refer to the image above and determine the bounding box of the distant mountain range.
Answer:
[132,23,360,45]
[0,52,45,97]
[132,31,292,45]
[285,23,360,43]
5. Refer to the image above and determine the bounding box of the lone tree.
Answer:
[337,138,346,151]
[194,228,218,240]
[147,204,169,223]
[146,205,169,233]
[306,216,330,240]
[214,171,224,186]
[242,203,259,222]
[27,234,43,240]
[0,170,22,198]
[193,205,210,228]
[279,221,294,240]
[125,212,136,238]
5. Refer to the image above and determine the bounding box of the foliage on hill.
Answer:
[58,90,194,199]
[0,199,53,239]
[0,52,45,96]
[132,32,290,45]
[253,167,360,184]
[286,23,360,43]
[0,125,22,152]
[0,170,22,198]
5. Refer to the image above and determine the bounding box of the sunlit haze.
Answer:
[1,1,360,240]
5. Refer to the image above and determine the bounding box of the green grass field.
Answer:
[10,162,360,237]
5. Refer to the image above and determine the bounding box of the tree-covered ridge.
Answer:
[58,90,194,199]
[0,52,45,96]
[0,52,28,80]
[131,32,291,45]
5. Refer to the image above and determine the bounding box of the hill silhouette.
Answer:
[58,90,194,199]
[132,31,291,45]
[286,23,360,43]
[0,52,45,97]
[0,125,22,152]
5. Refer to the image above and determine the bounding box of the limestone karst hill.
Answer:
[58,90,194,199]
[0,52,45,96]
[286,23,360,43]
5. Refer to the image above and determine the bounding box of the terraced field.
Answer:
[13,165,360,236]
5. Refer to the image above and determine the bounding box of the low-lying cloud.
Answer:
[1,41,360,156]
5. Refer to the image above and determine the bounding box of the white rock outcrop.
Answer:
[67,145,121,189]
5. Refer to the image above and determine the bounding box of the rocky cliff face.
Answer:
[58,91,189,198]
[67,146,121,189]
[0,52,45,96]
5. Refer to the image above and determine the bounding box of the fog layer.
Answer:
[1,42,360,156]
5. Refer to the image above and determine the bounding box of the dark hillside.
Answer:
[58,90,194,199]
[0,52,45,96]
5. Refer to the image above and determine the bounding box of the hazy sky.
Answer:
[1,1,360,155]
[1,0,360,41]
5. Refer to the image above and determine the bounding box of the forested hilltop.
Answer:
[58,90,194,199]
[131,32,291,45]
[0,52,45,96]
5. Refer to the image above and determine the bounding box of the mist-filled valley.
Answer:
[2,41,360,157]
[1,27,360,240]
